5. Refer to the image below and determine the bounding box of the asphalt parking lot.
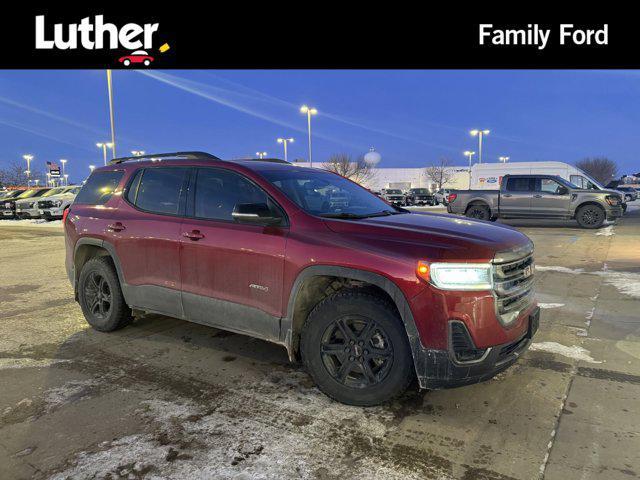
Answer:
[1,207,639,480]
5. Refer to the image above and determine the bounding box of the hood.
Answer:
[38,192,76,201]
[323,212,533,262]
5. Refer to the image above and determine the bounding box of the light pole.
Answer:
[63,174,69,186]
[46,172,51,187]
[464,151,476,187]
[106,70,117,158]
[300,105,318,167]
[34,179,39,187]
[470,129,490,164]
[131,150,145,157]
[277,137,294,162]
[96,142,114,166]
[23,154,33,186]
[60,159,67,184]
[499,156,510,163]
[256,151,267,159]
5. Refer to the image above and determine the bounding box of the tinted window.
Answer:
[539,179,563,194]
[75,171,124,205]
[135,168,188,215]
[125,170,144,204]
[505,178,533,192]
[194,168,274,221]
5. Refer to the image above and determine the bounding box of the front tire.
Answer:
[576,204,606,229]
[78,257,132,332]
[301,291,414,406]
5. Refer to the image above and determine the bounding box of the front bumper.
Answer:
[40,207,64,219]
[607,205,623,220]
[414,307,539,389]
[15,207,40,218]
[1,208,15,217]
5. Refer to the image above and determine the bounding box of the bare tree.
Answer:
[323,154,375,185]
[576,157,618,185]
[0,161,46,187]
[424,157,455,190]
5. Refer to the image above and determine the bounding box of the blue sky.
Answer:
[0,70,638,183]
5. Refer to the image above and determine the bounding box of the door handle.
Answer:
[183,230,205,240]
[533,195,543,198]
[502,194,512,197]
[107,222,126,232]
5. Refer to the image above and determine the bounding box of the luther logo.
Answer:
[35,15,171,65]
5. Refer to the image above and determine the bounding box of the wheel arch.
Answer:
[74,238,127,301]
[464,200,492,215]
[282,265,426,385]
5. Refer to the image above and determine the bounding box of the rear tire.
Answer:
[300,290,414,406]
[576,204,606,229]
[465,204,491,221]
[78,257,132,332]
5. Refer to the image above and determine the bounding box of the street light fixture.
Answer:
[60,159,68,183]
[469,129,490,164]
[277,137,294,163]
[96,142,114,166]
[300,105,318,167]
[499,156,510,163]
[23,154,33,186]
[131,150,146,157]
[256,151,267,159]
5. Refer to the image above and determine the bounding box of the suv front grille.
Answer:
[492,247,535,325]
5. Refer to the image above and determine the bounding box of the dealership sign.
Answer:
[35,15,159,50]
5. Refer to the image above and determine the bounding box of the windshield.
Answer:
[386,189,402,194]
[412,189,429,194]
[259,169,402,218]
[41,187,67,197]
[16,189,39,199]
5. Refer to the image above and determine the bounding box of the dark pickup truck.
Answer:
[447,174,624,229]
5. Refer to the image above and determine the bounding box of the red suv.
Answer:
[65,152,539,405]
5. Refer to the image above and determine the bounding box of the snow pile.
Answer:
[0,218,62,227]
[530,342,601,363]
[538,303,565,309]
[595,225,615,236]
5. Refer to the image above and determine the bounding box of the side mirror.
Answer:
[232,203,282,226]
[557,186,569,195]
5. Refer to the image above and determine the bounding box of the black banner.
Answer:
[0,7,636,69]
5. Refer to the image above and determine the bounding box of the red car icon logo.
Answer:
[118,50,154,67]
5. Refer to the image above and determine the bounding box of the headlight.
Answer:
[418,262,493,290]
[605,195,620,206]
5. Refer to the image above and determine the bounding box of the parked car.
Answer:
[380,188,406,206]
[2,188,50,219]
[37,185,81,220]
[118,50,154,67]
[0,189,26,202]
[405,188,435,206]
[447,174,624,229]
[433,189,452,205]
[615,187,638,202]
[65,152,539,406]
[15,187,71,219]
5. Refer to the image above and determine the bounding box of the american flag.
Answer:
[46,161,58,171]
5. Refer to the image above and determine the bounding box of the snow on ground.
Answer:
[530,342,602,363]
[0,219,61,227]
[536,266,584,274]
[47,370,431,480]
[538,303,565,309]
[537,265,640,299]
[0,358,70,370]
[595,225,615,236]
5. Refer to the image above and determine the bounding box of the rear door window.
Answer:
[132,167,189,215]
[75,171,124,205]
[505,178,534,192]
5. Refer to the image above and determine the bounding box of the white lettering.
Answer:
[35,15,54,49]
[119,23,145,50]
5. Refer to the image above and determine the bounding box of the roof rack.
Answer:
[233,158,290,165]
[109,151,221,165]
